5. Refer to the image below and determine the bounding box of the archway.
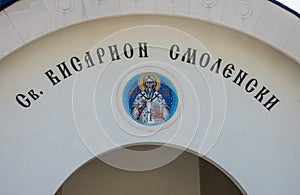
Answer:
[55,145,245,195]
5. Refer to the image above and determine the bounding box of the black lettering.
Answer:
[56,62,72,79]
[254,86,270,102]
[16,94,31,108]
[108,45,121,61]
[210,58,222,74]
[245,78,258,93]
[181,48,197,64]
[85,51,95,68]
[97,47,105,64]
[28,89,40,100]
[45,69,61,86]
[222,64,235,78]
[199,53,210,67]
[123,43,134,59]
[169,44,180,60]
[138,42,148,58]
[263,95,280,111]
[233,69,248,86]
[70,56,82,72]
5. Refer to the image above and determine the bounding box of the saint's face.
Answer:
[145,79,154,89]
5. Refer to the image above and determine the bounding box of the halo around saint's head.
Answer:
[138,72,161,91]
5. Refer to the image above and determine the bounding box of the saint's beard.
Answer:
[145,86,154,98]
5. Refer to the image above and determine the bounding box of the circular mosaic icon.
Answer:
[123,72,178,126]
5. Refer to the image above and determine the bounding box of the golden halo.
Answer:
[138,72,161,91]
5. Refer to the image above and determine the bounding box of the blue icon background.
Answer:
[123,72,178,126]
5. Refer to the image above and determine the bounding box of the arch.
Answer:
[0,8,299,195]
[0,0,299,62]
[54,143,247,195]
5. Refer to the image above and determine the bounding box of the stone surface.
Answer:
[4,0,53,43]
[253,1,298,49]
[83,0,121,19]
[156,0,190,15]
[120,0,155,14]
[0,0,299,63]
[43,0,87,30]
[222,0,266,34]
[284,21,300,63]
[0,12,23,58]
[189,0,228,23]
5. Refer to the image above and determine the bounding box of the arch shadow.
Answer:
[55,143,247,195]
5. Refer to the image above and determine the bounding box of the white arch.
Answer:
[0,0,299,62]
[0,1,300,195]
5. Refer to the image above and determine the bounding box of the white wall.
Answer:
[0,15,299,195]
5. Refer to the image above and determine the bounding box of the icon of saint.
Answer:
[131,73,169,124]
